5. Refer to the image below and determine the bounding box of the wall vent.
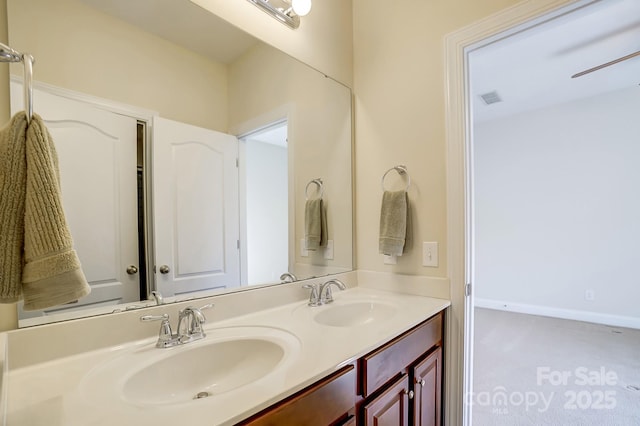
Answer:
[479,91,502,105]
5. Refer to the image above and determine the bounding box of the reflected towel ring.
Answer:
[305,178,324,200]
[381,165,411,191]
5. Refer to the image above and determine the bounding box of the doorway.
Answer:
[444,0,640,424]
[238,120,289,286]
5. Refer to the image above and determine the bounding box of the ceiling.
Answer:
[80,0,258,64]
[470,0,640,123]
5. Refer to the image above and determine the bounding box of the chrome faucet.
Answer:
[319,279,346,304]
[150,290,164,305]
[140,303,213,348]
[280,272,298,283]
[303,279,346,307]
[176,305,209,343]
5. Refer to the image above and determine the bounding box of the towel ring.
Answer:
[381,165,411,191]
[305,178,324,200]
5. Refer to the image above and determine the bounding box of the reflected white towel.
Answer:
[305,198,327,250]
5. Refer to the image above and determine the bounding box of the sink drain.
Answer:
[194,391,212,400]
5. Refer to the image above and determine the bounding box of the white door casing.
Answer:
[11,82,140,315]
[152,117,240,297]
[444,1,593,424]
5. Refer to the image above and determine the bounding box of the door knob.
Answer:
[159,265,170,274]
[126,265,138,275]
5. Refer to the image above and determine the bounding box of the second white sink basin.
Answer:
[79,326,301,407]
[313,301,397,327]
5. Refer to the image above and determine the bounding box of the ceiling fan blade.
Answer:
[571,50,640,78]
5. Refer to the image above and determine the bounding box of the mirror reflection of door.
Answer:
[10,82,141,320]
[239,121,289,286]
[152,117,240,298]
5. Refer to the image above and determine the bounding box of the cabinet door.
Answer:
[412,347,442,426]
[363,374,410,426]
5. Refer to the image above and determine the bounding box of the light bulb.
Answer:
[291,0,312,16]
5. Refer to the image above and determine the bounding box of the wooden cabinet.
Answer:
[362,374,411,426]
[412,348,442,426]
[236,311,444,426]
[359,312,444,426]
[238,364,356,426]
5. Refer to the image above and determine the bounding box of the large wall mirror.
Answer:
[8,0,353,327]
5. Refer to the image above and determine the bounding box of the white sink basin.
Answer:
[313,301,397,327]
[123,338,284,405]
[80,326,300,406]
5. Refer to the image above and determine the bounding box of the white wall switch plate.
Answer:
[422,242,438,267]
[383,254,397,265]
[585,289,595,301]
[324,240,334,260]
[300,239,309,257]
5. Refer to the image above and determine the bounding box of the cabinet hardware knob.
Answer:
[404,389,414,399]
[126,265,138,275]
[159,265,170,274]
[416,378,426,387]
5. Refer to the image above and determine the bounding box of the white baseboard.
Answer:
[475,298,640,330]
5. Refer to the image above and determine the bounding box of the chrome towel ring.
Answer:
[381,165,411,191]
[305,178,324,200]
[0,42,34,124]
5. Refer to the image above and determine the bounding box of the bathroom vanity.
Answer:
[240,311,443,425]
[2,284,449,426]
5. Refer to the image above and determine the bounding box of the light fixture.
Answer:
[291,0,312,16]
[247,0,312,29]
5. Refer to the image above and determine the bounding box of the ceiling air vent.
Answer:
[479,91,502,105]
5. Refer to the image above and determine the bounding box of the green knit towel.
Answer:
[0,112,91,310]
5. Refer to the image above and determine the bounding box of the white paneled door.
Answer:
[11,82,140,314]
[152,117,240,297]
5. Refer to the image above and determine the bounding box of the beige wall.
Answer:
[0,0,17,331]
[7,0,228,131]
[228,43,353,275]
[352,0,521,277]
[192,0,353,88]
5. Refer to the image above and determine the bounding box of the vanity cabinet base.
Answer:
[236,310,444,426]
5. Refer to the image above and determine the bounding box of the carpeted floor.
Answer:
[472,308,640,426]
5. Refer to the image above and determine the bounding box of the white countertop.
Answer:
[6,287,449,426]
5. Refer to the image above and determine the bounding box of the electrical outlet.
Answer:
[324,240,334,260]
[300,239,309,257]
[585,289,595,301]
[422,242,438,267]
[383,254,397,265]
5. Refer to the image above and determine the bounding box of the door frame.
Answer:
[442,0,597,424]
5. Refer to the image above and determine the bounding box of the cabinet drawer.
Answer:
[359,312,442,397]
[239,364,355,426]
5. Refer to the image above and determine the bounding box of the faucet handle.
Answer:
[302,283,321,307]
[140,314,174,347]
[140,313,169,322]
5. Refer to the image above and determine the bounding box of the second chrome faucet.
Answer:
[303,279,346,307]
